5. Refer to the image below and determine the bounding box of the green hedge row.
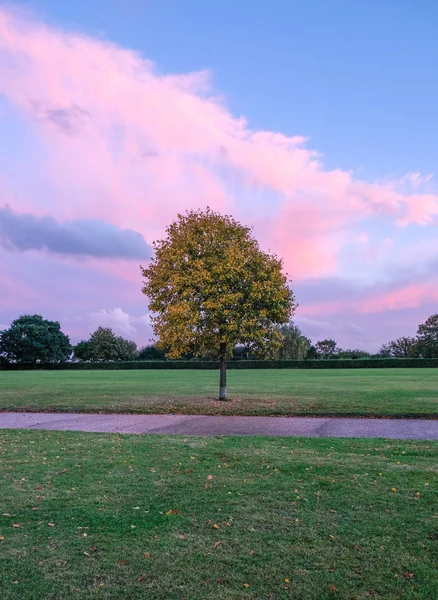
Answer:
[2,358,438,370]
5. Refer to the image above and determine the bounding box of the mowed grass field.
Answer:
[1,429,437,599]
[0,368,437,418]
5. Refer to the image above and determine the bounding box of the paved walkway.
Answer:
[1,412,438,439]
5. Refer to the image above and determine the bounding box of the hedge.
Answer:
[1,358,438,370]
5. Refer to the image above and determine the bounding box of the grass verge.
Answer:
[0,429,437,599]
[0,368,438,418]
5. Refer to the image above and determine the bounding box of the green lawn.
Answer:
[0,430,437,599]
[0,368,437,418]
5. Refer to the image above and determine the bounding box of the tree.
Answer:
[305,343,319,359]
[138,345,166,361]
[379,336,418,358]
[276,322,310,360]
[88,327,119,361]
[74,328,138,362]
[141,208,296,400]
[115,336,138,361]
[73,340,93,362]
[315,339,339,358]
[0,314,71,364]
[416,314,438,357]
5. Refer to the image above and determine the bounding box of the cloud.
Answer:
[0,204,152,260]
[0,5,437,282]
[87,308,152,342]
[33,102,91,135]
[294,316,364,344]
[0,5,437,350]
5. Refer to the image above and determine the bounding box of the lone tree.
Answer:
[0,314,71,364]
[141,208,296,400]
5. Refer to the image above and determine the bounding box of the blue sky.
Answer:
[14,0,438,178]
[0,0,437,350]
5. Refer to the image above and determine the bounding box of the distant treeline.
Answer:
[2,358,438,371]
[1,313,438,367]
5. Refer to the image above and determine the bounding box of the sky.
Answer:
[0,0,437,351]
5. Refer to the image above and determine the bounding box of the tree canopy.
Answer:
[314,339,339,358]
[416,314,438,358]
[0,314,71,363]
[141,208,296,398]
[379,336,418,358]
[73,327,137,362]
[276,322,310,360]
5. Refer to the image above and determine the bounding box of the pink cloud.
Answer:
[299,278,438,318]
[0,5,438,332]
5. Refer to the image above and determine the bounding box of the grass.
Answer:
[0,429,437,599]
[0,368,437,418]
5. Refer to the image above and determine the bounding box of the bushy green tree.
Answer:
[0,314,71,364]
[115,336,138,361]
[138,345,166,360]
[86,327,119,361]
[74,327,138,362]
[141,208,296,400]
[73,340,93,362]
[276,322,310,360]
[416,314,438,357]
[379,336,418,358]
[315,338,339,358]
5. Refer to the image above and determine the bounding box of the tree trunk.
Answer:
[219,342,227,401]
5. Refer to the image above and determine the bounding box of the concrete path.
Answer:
[1,412,438,440]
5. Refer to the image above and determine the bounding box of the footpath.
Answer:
[1,412,438,440]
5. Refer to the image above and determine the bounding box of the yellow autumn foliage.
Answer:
[141,208,296,361]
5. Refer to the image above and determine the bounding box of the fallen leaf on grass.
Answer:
[166,509,179,516]
[119,560,128,565]
[249,549,255,555]
[0,536,4,541]
[403,572,414,578]
[212,541,224,548]
[138,574,147,582]
[284,578,290,583]
[329,584,336,592]
[242,583,250,588]
[391,488,397,493]
[12,524,21,528]
[60,469,67,474]
[48,523,55,528]
[207,475,213,480]
[212,524,220,529]
[144,552,150,559]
